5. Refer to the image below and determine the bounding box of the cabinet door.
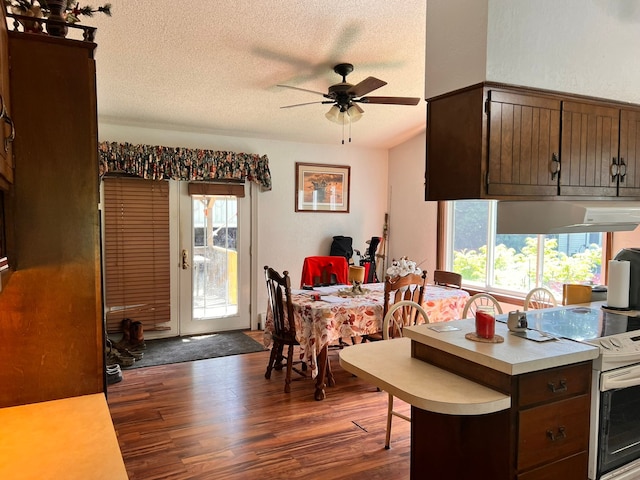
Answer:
[487,91,561,196]
[618,108,640,196]
[560,101,619,196]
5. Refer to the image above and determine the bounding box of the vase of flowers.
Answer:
[386,257,423,278]
[6,0,112,37]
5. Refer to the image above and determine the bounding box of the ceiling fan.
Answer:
[278,63,421,143]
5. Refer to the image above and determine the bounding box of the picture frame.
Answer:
[295,162,350,213]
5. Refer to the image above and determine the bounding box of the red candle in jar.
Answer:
[475,306,495,339]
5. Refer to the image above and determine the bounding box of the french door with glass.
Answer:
[178,182,251,334]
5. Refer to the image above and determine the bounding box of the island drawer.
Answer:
[517,451,588,480]
[518,362,591,408]
[517,394,590,471]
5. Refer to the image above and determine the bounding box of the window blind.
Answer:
[103,177,170,334]
[187,182,245,197]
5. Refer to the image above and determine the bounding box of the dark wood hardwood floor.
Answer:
[107,333,411,480]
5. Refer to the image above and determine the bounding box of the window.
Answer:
[445,200,604,298]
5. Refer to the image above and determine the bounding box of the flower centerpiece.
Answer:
[6,0,111,36]
[386,257,423,277]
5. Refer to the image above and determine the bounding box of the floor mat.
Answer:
[120,331,267,369]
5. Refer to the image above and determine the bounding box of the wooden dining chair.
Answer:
[381,300,430,449]
[264,266,306,393]
[433,270,462,289]
[363,271,427,342]
[524,287,558,311]
[461,293,503,318]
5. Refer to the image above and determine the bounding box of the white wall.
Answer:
[98,122,389,326]
[387,130,438,280]
[425,0,488,98]
[486,0,640,103]
[427,0,640,103]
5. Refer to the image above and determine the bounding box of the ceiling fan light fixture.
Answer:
[325,105,341,123]
[347,104,363,123]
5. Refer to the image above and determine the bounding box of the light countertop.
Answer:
[404,317,600,376]
[339,337,511,415]
[0,393,128,480]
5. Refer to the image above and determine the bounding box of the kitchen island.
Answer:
[339,318,599,480]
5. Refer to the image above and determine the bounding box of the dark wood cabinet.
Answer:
[560,101,619,196]
[487,90,560,197]
[619,108,640,196]
[516,365,591,478]
[426,82,640,201]
[0,31,103,407]
[411,341,592,480]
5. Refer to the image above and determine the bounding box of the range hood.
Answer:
[497,201,640,234]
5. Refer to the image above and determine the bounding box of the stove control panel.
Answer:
[588,333,640,371]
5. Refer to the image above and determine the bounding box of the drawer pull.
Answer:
[546,426,566,442]
[547,379,567,393]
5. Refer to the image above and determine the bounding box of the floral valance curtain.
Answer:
[98,141,272,190]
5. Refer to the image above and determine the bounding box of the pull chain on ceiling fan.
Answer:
[278,63,420,144]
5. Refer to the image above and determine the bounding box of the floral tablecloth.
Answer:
[264,283,469,378]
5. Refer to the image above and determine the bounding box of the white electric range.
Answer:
[516,306,640,480]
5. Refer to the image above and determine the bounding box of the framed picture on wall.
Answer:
[295,162,350,213]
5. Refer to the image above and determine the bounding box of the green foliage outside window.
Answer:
[453,237,602,294]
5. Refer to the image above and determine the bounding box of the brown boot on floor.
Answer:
[114,318,133,350]
[121,318,131,343]
[129,321,146,349]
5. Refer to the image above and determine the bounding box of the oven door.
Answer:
[597,364,640,479]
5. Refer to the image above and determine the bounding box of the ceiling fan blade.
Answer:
[277,84,328,97]
[359,96,421,106]
[280,101,332,109]
[348,77,387,97]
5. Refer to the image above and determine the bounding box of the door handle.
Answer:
[182,249,190,269]
[550,153,560,180]
[611,157,620,182]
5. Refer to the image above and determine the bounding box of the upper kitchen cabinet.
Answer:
[487,90,560,197]
[426,82,640,201]
[618,109,640,197]
[560,101,619,197]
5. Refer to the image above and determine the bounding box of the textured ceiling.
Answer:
[84,0,426,148]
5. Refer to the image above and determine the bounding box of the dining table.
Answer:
[264,282,470,400]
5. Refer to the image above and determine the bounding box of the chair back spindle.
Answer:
[265,266,296,339]
[462,293,503,319]
[384,271,428,338]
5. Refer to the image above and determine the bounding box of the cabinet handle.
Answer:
[547,378,567,393]
[3,116,15,153]
[611,157,619,181]
[550,153,560,180]
[0,94,5,119]
[546,426,567,442]
[619,158,627,183]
